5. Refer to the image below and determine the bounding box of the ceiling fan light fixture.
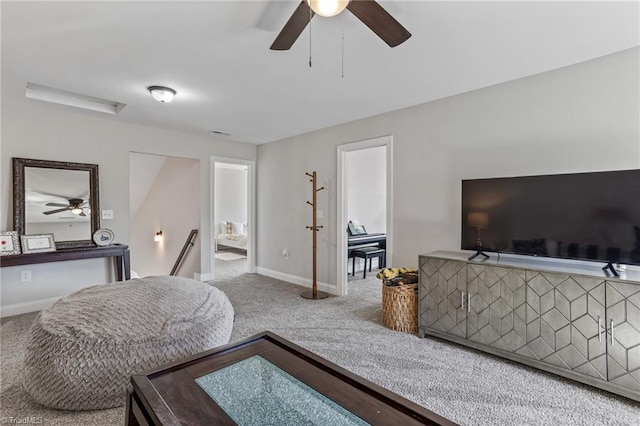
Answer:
[148,86,176,103]
[71,207,83,215]
[306,0,350,17]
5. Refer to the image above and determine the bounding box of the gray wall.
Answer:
[256,48,640,290]
[1,100,256,315]
[129,153,167,219]
[346,146,387,234]
[27,222,91,241]
[214,165,248,230]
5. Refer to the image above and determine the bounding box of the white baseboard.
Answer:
[194,272,212,282]
[1,296,61,318]
[256,267,339,295]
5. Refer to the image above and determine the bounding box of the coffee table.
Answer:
[126,331,455,426]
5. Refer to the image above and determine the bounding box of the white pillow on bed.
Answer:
[232,221,244,235]
[218,221,227,235]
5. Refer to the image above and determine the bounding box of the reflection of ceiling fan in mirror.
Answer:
[44,198,89,216]
[271,0,411,50]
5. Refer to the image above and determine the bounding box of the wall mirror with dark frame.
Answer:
[13,158,100,249]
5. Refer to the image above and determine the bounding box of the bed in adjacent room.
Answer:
[215,220,247,251]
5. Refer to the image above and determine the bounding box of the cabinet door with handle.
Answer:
[466,264,526,352]
[606,281,640,393]
[524,272,607,381]
[419,257,467,338]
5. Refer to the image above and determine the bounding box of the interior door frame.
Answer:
[336,135,393,296]
[210,156,256,278]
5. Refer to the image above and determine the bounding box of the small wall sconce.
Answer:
[155,230,163,242]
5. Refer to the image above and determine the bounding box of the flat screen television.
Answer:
[461,169,640,266]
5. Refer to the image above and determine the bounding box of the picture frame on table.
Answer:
[0,231,21,256]
[20,233,56,254]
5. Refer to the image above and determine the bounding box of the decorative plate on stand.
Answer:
[93,228,114,246]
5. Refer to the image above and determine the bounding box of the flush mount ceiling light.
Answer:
[306,0,349,17]
[148,86,176,103]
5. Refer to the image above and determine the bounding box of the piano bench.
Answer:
[352,247,386,279]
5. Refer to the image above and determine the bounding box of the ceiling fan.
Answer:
[270,0,411,51]
[43,198,88,216]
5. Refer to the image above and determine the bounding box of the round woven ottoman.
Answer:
[22,275,234,410]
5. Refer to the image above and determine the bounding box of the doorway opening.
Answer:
[337,136,393,296]
[129,152,201,279]
[211,158,256,281]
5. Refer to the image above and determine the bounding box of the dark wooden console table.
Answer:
[0,244,130,281]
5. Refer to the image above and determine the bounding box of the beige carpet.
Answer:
[213,251,248,281]
[2,273,639,425]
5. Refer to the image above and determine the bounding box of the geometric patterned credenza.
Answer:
[419,251,640,402]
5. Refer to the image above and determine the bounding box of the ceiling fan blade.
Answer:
[270,1,314,50]
[79,211,87,217]
[45,202,69,207]
[347,0,411,47]
[43,207,70,215]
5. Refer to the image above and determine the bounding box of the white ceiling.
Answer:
[2,1,638,144]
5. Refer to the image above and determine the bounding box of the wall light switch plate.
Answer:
[102,209,114,220]
[21,270,32,282]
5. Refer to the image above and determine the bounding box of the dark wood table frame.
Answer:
[127,331,456,426]
[0,244,130,281]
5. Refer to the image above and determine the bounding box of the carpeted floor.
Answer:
[213,248,248,281]
[1,273,639,425]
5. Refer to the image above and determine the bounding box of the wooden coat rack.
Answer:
[301,171,328,300]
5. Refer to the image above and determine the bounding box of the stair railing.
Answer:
[170,229,198,276]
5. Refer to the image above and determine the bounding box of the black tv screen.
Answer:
[461,169,640,266]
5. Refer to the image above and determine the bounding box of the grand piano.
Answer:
[348,233,387,268]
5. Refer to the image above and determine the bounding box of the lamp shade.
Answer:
[467,212,489,229]
[306,0,350,17]
[148,86,176,103]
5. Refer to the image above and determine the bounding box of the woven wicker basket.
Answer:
[382,282,418,334]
